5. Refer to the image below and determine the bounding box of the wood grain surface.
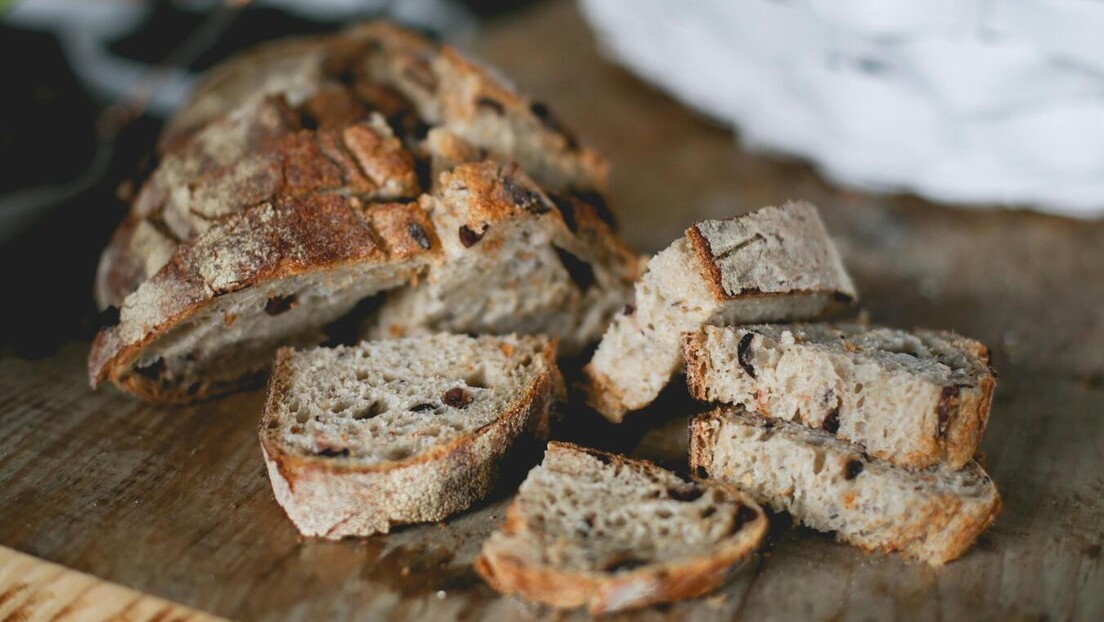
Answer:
[0,546,225,621]
[1,1,1102,620]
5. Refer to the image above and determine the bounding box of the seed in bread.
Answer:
[585,202,857,422]
[475,441,767,614]
[259,333,563,539]
[689,407,1001,565]
[683,324,996,469]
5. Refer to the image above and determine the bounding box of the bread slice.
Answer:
[475,442,767,614]
[367,161,641,357]
[683,324,996,469]
[259,333,562,539]
[584,202,857,421]
[689,408,1001,565]
[88,197,437,402]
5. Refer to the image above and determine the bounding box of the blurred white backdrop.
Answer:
[581,0,1104,217]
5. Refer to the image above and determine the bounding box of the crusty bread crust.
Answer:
[98,114,419,309]
[584,202,857,422]
[682,325,997,469]
[689,409,1001,565]
[474,442,768,614]
[91,21,630,403]
[258,339,561,539]
[89,197,437,402]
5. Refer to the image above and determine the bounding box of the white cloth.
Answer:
[581,0,1104,217]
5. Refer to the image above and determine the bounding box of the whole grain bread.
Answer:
[160,21,606,196]
[260,333,562,539]
[475,441,767,614]
[367,161,640,356]
[690,407,1001,565]
[96,101,418,309]
[90,22,638,401]
[585,202,857,421]
[683,324,996,469]
[89,197,437,402]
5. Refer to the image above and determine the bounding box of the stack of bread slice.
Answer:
[583,203,1001,566]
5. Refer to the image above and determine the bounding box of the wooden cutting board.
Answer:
[1,1,1102,620]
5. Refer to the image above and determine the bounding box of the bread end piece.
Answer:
[475,442,768,614]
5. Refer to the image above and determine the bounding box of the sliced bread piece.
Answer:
[690,408,1001,565]
[475,441,767,615]
[259,333,563,539]
[683,324,996,469]
[367,161,640,357]
[89,196,437,402]
[584,202,857,421]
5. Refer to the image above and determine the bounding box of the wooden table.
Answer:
[2,2,1102,620]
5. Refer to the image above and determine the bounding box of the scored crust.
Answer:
[474,442,768,614]
[258,336,562,539]
[90,21,630,402]
[89,196,438,402]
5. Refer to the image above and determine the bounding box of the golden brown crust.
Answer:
[258,339,563,538]
[684,326,997,469]
[685,224,728,302]
[475,442,767,614]
[580,365,629,423]
[99,117,420,308]
[94,20,629,402]
[89,196,437,402]
[686,221,857,308]
[689,408,1000,566]
[682,330,710,402]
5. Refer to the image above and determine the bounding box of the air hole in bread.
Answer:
[667,486,704,502]
[601,553,647,573]
[385,446,412,461]
[464,370,489,389]
[133,357,165,380]
[264,294,298,316]
[553,246,595,291]
[853,382,864,394]
[354,400,386,420]
[732,504,759,532]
